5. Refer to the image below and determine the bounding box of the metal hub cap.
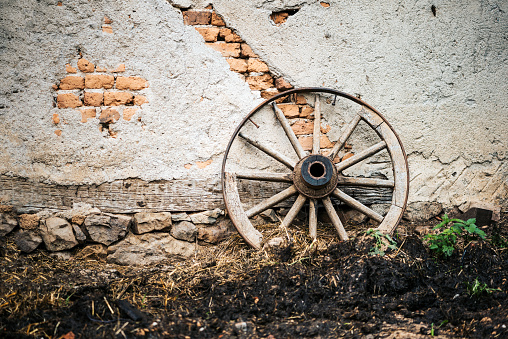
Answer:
[293,154,339,199]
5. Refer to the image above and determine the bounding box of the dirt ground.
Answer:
[0,213,507,339]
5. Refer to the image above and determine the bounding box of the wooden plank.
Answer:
[235,172,292,182]
[322,196,348,240]
[0,175,392,213]
[336,176,394,188]
[335,141,387,172]
[281,194,307,227]
[245,185,298,218]
[224,172,263,249]
[377,205,403,234]
[327,113,362,161]
[358,106,384,128]
[309,198,317,239]
[375,122,409,208]
[272,102,307,159]
[312,95,321,154]
[239,132,296,169]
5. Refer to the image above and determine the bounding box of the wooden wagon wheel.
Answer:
[221,88,409,249]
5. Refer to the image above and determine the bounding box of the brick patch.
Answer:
[53,60,149,137]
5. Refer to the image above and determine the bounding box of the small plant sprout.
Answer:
[366,229,397,256]
[424,214,486,257]
[466,278,501,297]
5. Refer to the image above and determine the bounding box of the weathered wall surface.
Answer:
[1,0,506,213]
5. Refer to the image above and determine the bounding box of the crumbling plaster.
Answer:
[0,0,506,209]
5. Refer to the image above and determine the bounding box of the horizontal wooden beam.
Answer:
[0,175,392,214]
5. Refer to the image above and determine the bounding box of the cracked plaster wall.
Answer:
[0,0,506,209]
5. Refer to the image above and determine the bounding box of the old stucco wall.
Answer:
[0,0,506,213]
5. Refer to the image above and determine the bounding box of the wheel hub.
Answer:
[293,154,338,198]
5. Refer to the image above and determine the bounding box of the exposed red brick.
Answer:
[206,42,241,57]
[80,108,97,122]
[320,2,330,7]
[52,84,58,91]
[116,76,148,90]
[275,77,293,91]
[59,76,85,90]
[77,58,94,73]
[260,89,279,99]
[85,74,114,89]
[196,159,212,169]
[123,107,138,121]
[246,74,273,90]
[183,11,211,25]
[54,129,62,136]
[103,92,134,106]
[295,94,307,104]
[111,64,125,73]
[341,152,354,161]
[65,64,77,73]
[300,105,314,118]
[57,1,62,6]
[291,120,330,135]
[184,164,192,169]
[104,16,113,24]
[219,28,242,43]
[57,93,82,108]
[205,4,213,10]
[95,66,108,72]
[52,113,60,124]
[195,27,220,42]
[226,58,248,73]
[240,44,258,58]
[99,108,120,123]
[102,25,113,34]
[298,135,334,151]
[211,11,226,26]
[247,58,269,72]
[134,95,148,106]
[277,103,299,118]
[270,12,289,25]
[83,92,103,106]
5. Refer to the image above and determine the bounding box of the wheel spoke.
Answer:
[239,132,296,169]
[335,141,386,172]
[236,172,292,183]
[309,198,318,239]
[331,188,383,223]
[322,197,348,240]
[281,194,307,228]
[245,185,298,218]
[272,102,307,159]
[336,176,394,188]
[327,113,362,161]
[312,95,321,154]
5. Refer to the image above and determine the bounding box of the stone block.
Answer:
[107,232,195,265]
[190,209,222,224]
[132,212,172,234]
[19,214,39,230]
[172,212,191,222]
[72,224,87,242]
[40,217,78,251]
[15,229,42,253]
[404,202,443,222]
[0,212,18,236]
[84,214,130,245]
[171,221,197,242]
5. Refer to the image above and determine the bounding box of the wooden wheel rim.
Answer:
[222,87,409,249]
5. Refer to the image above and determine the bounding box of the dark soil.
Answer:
[0,215,507,338]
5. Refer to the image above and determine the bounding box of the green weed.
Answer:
[366,229,397,256]
[466,278,501,297]
[424,215,486,257]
